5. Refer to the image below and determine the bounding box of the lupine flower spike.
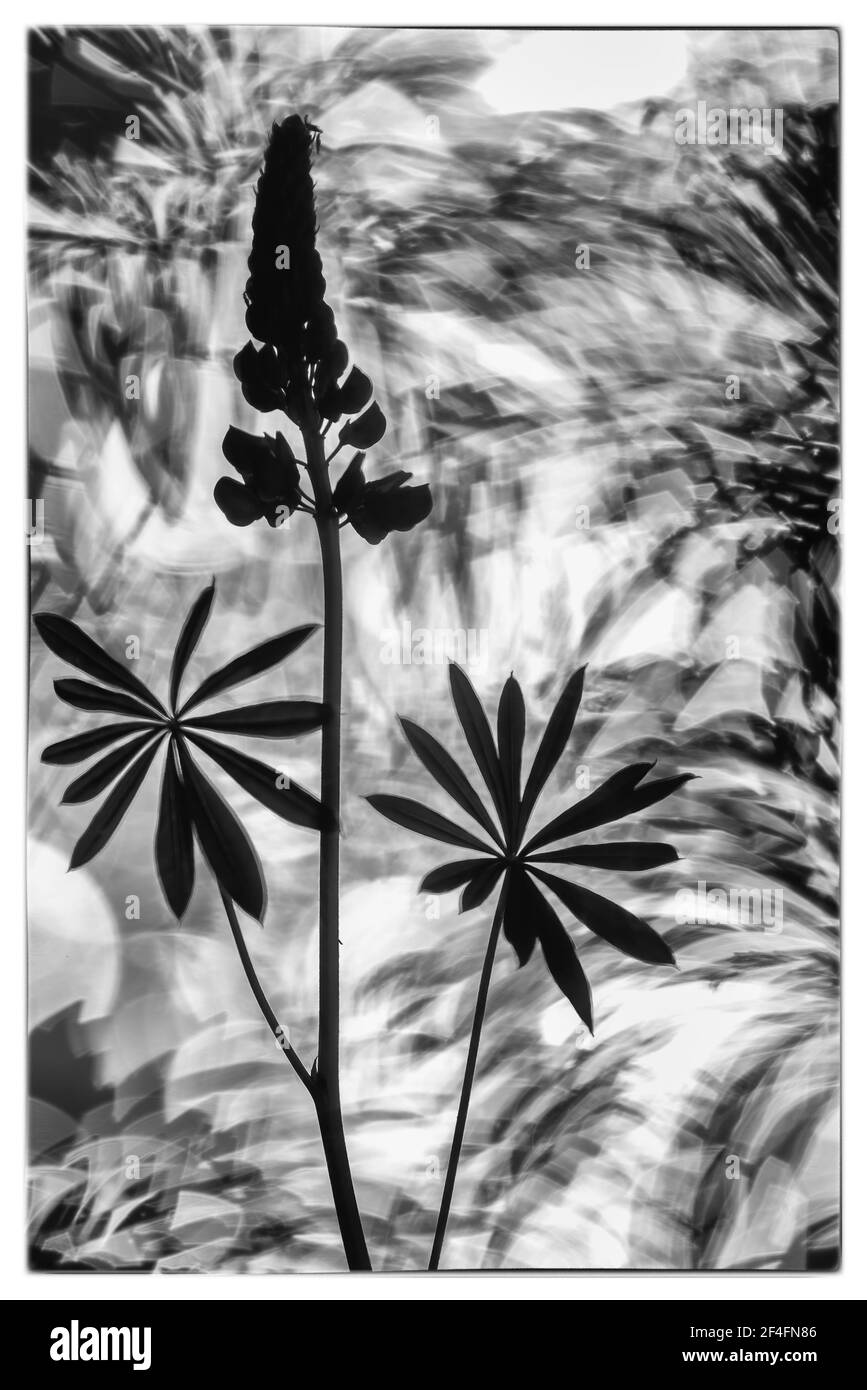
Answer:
[215,115,432,543]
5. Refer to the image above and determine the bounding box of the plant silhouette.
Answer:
[33,112,693,1274]
[212,114,432,1268]
[370,662,693,1265]
[35,580,322,921]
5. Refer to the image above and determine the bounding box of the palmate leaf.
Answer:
[399,719,503,848]
[448,663,509,835]
[34,611,166,716]
[61,729,164,804]
[54,679,163,720]
[38,579,327,925]
[178,623,319,716]
[517,667,585,839]
[176,742,265,922]
[366,794,493,854]
[169,579,215,712]
[184,730,323,832]
[42,720,156,765]
[524,764,695,853]
[497,675,525,844]
[184,700,323,739]
[69,736,165,870]
[155,741,194,920]
[528,842,680,872]
[531,866,675,967]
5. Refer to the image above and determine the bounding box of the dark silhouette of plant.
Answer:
[369,662,693,1267]
[32,110,694,1275]
[27,28,838,1275]
[34,579,323,1091]
[210,114,431,1270]
[214,115,431,545]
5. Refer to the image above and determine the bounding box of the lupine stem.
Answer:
[220,888,312,1094]
[305,414,371,1271]
[428,878,509,1270]
[223,113,370,1268]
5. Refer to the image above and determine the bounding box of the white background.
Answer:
[1,1,860,1301]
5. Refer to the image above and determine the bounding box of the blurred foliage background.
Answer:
[27,26,838,1271]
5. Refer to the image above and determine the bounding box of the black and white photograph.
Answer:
[16,14,853,1307]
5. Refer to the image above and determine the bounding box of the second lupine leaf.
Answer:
[369,663,693,1031]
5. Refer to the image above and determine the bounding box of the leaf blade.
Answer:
[155,741,195,919]
[460,859,505,914]
[532,866,675,966]
[366,794,493,853]
[534,761,653,838]
[518,667,586,839]
[178,624,319,716]
[34,612,165,715]
[529,842,680,872]
[524,874,594,1031]
[54,678,164,720]
[524,761,690,854]
[184,731,323,832]
[69,737,164,870]
[419,858,494,894]
[183,700,323,740]
[399,718,503,848]
[448,663,509,836]
[502,866,537,966]
[176,742,266,921]
[62,729,164,804]
[497,674,525,844]
[169,580,215,713]
[42,721,156,765]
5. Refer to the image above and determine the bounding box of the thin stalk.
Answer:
[305,416,371,1271]
[220,887,312,1094]
[428,878,509,1270]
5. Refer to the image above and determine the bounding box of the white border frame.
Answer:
[3,2,860,1301]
